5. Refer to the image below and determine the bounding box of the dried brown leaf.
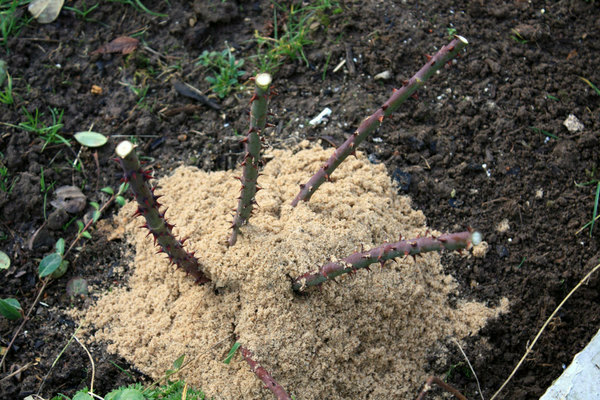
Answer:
[92,36,140,55]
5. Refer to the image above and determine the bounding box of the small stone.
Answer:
[177,134,188,142]
[563,114,584,132]
[374,70,392,80]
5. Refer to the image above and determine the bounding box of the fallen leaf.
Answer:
[50,185,87,213]
[92,36,140,55]
[74,131,108,148]
[28,0,64,24]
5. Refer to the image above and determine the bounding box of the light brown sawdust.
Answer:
[83,142,507,399]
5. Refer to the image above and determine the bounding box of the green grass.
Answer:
[579,76,600,96]
[4,107,69,150]
[254,0,341,73]
[107,0,167,17]
[0,72,13,104]
[0,154,17,192]
[0,0,32,48]
[63,0,100,22]
[576,168,600,237]
[197,47,245,98]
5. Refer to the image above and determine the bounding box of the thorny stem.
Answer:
[229,73,273,246]
[116,141,210,284]
[292,230,481,292]
[291,36,469,206]
[240,346,292,400]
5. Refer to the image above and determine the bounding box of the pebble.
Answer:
[563,114,584,132]
[374,70,392,80]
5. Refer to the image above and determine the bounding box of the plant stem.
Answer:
[229,73,272,246]
[240,346,292,400]
[292,230,480,292]
[291,36,468,206]
[116,141,210,284]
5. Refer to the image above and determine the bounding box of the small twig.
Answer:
[490,261,600,400]
[452,338,484,400]
[415,376,467,400]
[0,278,50,372]
[0,361,34,382]
[37,324,80,394]
[74,335,96,394]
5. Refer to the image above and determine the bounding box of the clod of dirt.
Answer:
[82,143,507,399]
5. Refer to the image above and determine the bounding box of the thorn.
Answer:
[425,54,432,61]
[381,103,389,112]
[240,137,249,144]
[132,208,143,218]
[379,260,385,268]
[402,80,409,86]
[299,183,305,189]
[448,45,455,52]
[249,93,258,103]
[411,93,419,100]
[378,115,384,123]
[255,186,262,192]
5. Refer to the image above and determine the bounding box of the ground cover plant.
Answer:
[1,0,600,399]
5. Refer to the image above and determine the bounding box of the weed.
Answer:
[576,168,600,237]
[579,76,600,96]
[510,28,528,44]
[0,71,13,105]
[63,0,100,22]
[529,126,558,140]
[197,47,245,98]
[0,0,31,48]
[0,154,16,192]
[447,27,457,38]
[254,0,340,73]
[2,107,69,150]
[106,0,167,17]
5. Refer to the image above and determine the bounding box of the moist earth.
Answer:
[1,0,599,399]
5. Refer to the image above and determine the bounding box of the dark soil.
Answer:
[1,0,599,399]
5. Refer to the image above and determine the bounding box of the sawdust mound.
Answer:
[84,143,506,399]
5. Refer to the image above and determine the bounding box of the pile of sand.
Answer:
[83,143,506,399]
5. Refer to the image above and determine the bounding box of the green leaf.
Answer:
[172,354,185,370]
[76,220,85,232]
[0,251,10,270]
[0,298,22,320]
[72,392,94,400]
[118,182,129,194]
[81,231,92,240]
[223,342,241,364]
[116,196,126,207]
[101,186,114,195]
[90,201,100,210]
[74,131,108,148]
[92,210,101,223]
[39,253,63,278]
[55,238,65,255]
[51,260,69,279]
[105,388,145,400]
[66,277,88,297]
